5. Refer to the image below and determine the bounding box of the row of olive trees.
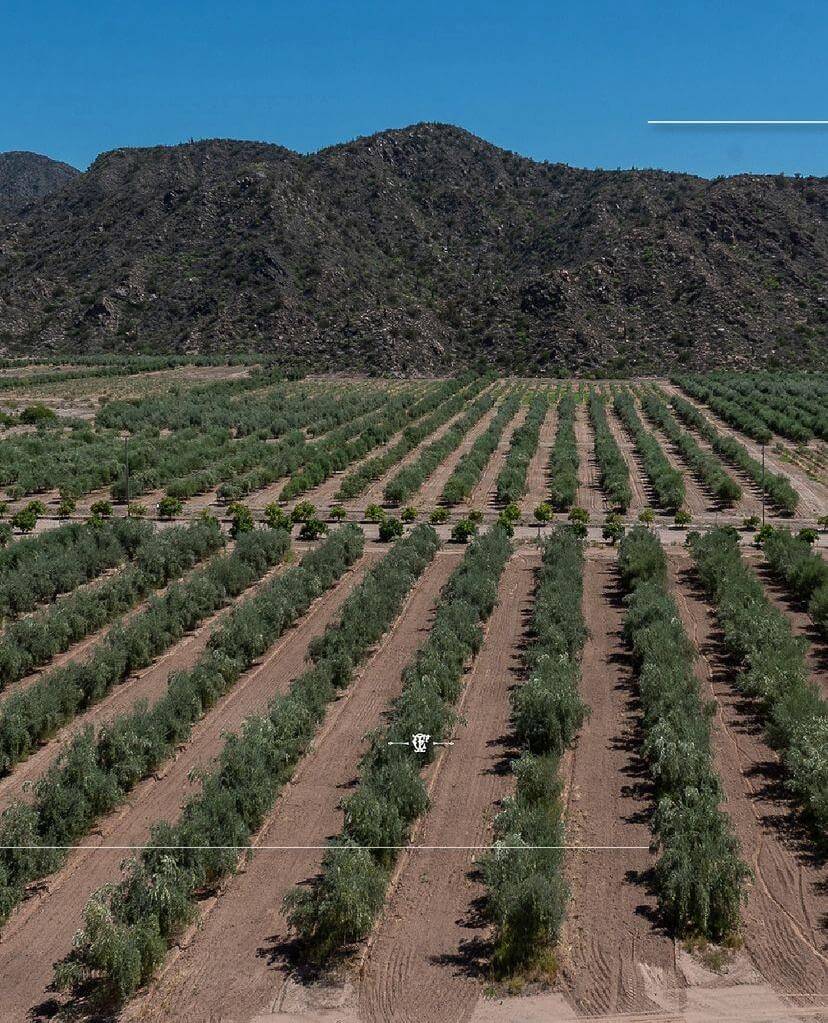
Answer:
[336,376,486,500]
[383,391,498,505]
[588,391,631,512]
[0,526,291,776]
[639,389,742,506]
[284,524,513,959]
[0,518,225,689]
[495,390,550,505]
[0,526,365,932]
[674,375,774,444]
[163,383,413,504]
[668,392,798,514]
[481,526,588,973]
[717,375,825,443]
[548,390,579,509]
[612,389,685,512]
[762,527,828,637]
[0,517,150,620]
[620,526,749,939]
[110,381,394,503]
[690,527,827,839]
[277,385,439,503]
[53,525,439,1008]
[440,392,522,504]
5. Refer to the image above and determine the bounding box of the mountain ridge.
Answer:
[0,151,79,214]
[0,123,825,372]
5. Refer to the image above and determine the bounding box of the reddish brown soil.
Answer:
[0,554,378,1023]
[414,403,501,509]
[521,400,557,515]
[558,550,681,1017]
[604,406,649,513]
[467,402,528,513]
[125,549,463,1023]
[574,401,606,515]
[659,382,828,519]
[668,552,828,1007]
[357,551,536,1023]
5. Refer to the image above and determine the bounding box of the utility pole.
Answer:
[761,441,765,528]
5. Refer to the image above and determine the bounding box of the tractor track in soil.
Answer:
[557,550,681,1017]
[357,552,536,1023]
[668,552,828,1009]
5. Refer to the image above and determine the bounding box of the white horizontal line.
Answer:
[0,844,651,852]
[648,119,828,125]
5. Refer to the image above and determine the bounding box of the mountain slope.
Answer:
[0,124,825,372]
[0,151,79,214]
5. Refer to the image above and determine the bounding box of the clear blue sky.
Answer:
[3,0,827,177]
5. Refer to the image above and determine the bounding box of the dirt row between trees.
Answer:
[412,403,503,511]
[0,552,380,1022]
[558,549,680,1016]
[630,394,716,518]
[124,549,464,1022]
[521,401,557,515]
[468,401,529,513]
[658,381,828,519]
[667,552,828,1010]
[573,400,606,516]
[356,551,536,1023]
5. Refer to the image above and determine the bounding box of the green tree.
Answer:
[263,503,290,530]
[378,517,404,542]
[364,504,386,524]
[157,496,182,520]
[451,518,478,544]
[291,501,316,524]
[429,507,448,524]
[299,518,328,541]
[229,503,254,538]
[329,505,347,523]
[11,507,37,533]
[90,500,113,519]
[401,506,418,523]
[58,496,76,519]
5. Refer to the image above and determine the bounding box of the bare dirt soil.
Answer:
[356,551,536,1023]
[0,554,378,1023]
[412,404,502,510]
[467,402,528,513]
[521,401,557,515]
[574,400,606,515]
[124,549,463,1023]
[557,550,681,1017]
[668,552,828,1010]
[658,382,828,519]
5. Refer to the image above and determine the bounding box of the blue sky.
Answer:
[2,0,827,177]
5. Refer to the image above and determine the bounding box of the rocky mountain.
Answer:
[0,151,79,214]
[0,124,825,372]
